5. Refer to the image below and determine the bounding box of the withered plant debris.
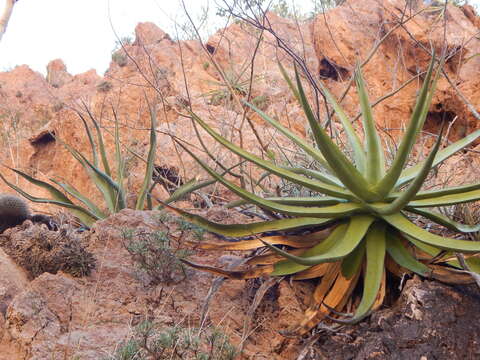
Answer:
[0,221,95,278]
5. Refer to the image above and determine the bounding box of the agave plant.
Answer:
[0,105,158,227]
[164,54,480,334]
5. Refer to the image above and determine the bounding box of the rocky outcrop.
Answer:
[315,278,480,359]
[45,59,72,88]
[133,21,172,46]
[310,0,480,142]
[0,0,479,215]
[0,210,304,359]
[0,210,476,359]
[0,1,478,358]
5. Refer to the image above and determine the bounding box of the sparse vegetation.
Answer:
[251,94,269,111]
[97,80,113,92]
[108,320,237,360]
[122,212,204,285]
[111,36,133,67]
[122,227,191,285]
[216,0,344,20]
[201,69,261,107]
[112,51,129,67]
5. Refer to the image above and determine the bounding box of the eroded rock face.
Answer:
[6,273,78,357]
[0,249,35,359]
[314,278,480,360]
[310,0,480,142]
[0,1,478,359]
[134,22,172,46]
[0,0,479,211]
[0,248,28,316]
[46,59,73,88]
[0,210,476,359]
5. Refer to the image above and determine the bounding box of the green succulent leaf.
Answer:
[158,161,245,209]
[407,189,480,207]
[413,182,480,200]
[375,123,444,215]
[160,202,335,237]
[178,141,364,218]
[66,142,126,212]
[81,152,125,211]
[262,215,375,266]
[294,66,377,201]
[383,213,480,252]
[113,109,126,212]
[407,207,480,233]
[49,178,106,218]
[355,64,385,182]
[464,257,480,274]
[187,111,353,200]
[405,234,443,257]
[341,241,365,279]
[226,196,344,208]
[373,56,438,196]
[282,167,343,187]
[277,59,301,103]
[136,105,157,210]
[397,129,480,187]
[244,100,331,172]
[314,71,366,173]
[7,168,70,204]
[160,178,200,206]
[83,106,112,177]
[76,111,99,167]
[342,221,386,323]
[385,230,431,276]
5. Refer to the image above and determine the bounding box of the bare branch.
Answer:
[0,0,18,42]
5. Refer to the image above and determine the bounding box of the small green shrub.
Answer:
[112,51,128,67]
[251,94,269,111]
[176,216,206,242]
[108,321,237,360]
[111,36,133,67]
[208,92,228,106]
[156,210,206,240]
[122,227,192,285]
[202,70,260,107]
[97,81,113,92]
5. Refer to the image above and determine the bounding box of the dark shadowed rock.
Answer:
[314,277,480,360]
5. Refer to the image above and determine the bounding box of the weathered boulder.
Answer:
[45,59,72,88]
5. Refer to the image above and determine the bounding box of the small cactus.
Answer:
[0,194,55,233]
[0,194,31,233]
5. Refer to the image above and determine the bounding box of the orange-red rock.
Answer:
[0,1,478,358]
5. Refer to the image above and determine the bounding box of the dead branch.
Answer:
[0,0,18,42]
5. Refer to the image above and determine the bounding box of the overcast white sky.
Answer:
[0,0,220,75]
[0,0,479,76]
